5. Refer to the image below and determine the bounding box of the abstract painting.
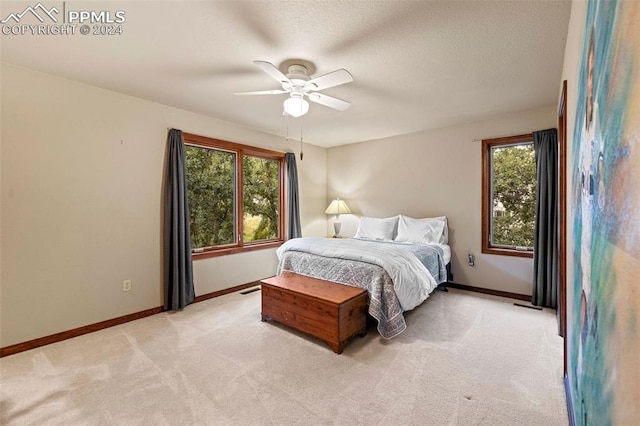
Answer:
[569,0,640,424]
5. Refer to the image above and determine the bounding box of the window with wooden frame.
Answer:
[482,134,536,258]
[183,133,285,259]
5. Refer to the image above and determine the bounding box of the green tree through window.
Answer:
[183,133,285,258]
[491,143,536,247]
[243,156,280,242]
[482,134,536,257]
[185,146,235,248]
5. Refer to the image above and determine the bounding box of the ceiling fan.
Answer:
[235,60,354,117]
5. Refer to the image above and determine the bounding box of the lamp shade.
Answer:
[324,198,351,215]
[283,96,309,118]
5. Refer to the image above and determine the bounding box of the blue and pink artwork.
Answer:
[569,0,640,424]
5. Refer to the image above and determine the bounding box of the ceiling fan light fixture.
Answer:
[236,60,353,116]
[283,95,309,118]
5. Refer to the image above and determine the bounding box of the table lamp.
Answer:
[324,198,351,238]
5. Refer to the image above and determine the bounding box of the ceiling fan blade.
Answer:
[307,92,351,111]
[253,60,291,85]
[305,69,353,91]
[235,89,288,96]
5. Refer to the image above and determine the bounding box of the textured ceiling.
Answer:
[0,1,571,147]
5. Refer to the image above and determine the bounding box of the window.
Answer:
[482,134,536,258]
[183,133,285,259]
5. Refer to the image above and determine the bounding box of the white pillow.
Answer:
[355,216,399,240]
[434,216,449,244]
[395,215,447,245]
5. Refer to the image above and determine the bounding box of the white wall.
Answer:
[559,1,585,423]
[561,0,586,347]
[0,63,326,347]
[0,61,563,347]
[326,106,557,295]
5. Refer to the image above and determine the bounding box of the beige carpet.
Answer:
[0,288,567,425]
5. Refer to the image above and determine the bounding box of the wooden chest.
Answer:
[261,272,368,354]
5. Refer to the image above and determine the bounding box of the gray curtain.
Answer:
[285,152,302,239]
[163,129,195,310]
[532,128,558,308]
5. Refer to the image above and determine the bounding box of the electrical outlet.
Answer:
[468,253,475,268]
[123,280,132,292]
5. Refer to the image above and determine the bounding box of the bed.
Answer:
[275,215,451,339]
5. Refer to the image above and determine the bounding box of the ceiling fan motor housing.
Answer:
[286,64,311,83]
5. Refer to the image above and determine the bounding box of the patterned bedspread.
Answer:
[276,238,447,339]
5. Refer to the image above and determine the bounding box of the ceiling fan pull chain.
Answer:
[300,118,304,161]
[286,113,289,142]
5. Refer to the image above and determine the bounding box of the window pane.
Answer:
[491,143,536,248]
[243,156,280,242]
[185,146,236,249]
